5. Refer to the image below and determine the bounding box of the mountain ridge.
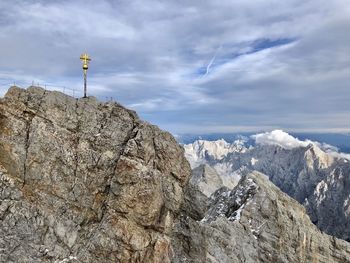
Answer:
[184,134,350,241]
[0,86,349,262]
[0,86,191,262]
[172,171,350,262]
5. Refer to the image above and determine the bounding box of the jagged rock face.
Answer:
[181,164,224,220]
[305,163,350,241]
[185,139,350,241]
[191,164,224,198]
[182,164,239,220]
[232,144,350,241]
[0,87,191,262]
[183,139,246,168]
[172,172,350,263]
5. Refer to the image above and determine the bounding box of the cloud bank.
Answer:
[0,0,349,133]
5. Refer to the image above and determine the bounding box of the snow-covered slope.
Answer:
[183,138,247,168]
[184,130,350,241]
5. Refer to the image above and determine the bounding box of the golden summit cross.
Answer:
[80,53,91,98]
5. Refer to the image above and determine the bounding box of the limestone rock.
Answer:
[182,164,242,221]
[181,164,223,220]
[172,171,350,263]
[185,138,350,241]
[1,86,349,263]
[0,86,191,262]
[191,164,223,198]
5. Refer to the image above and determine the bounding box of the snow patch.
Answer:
[315,180,328,205]
[251,158,258,166]
[228,204,245,221]
[344,197,350,216]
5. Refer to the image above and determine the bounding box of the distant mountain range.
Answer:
[183,130,350,241]
[178,131,350,153]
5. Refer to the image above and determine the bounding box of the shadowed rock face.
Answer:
[171,170,350,263]
[0,86,191,263]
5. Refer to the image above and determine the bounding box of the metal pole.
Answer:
[80,53,90,98]
[84,71,86,98]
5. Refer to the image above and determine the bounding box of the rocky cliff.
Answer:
[185,138,350,241]
[172,170,350,263]
[0,86,191,262]
[1,86,350,263]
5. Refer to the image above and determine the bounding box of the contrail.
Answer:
[205,54,216,75]
[204,45,222,76]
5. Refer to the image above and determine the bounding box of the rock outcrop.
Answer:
[181,164,223,220]
[182,164,238,220]
[172,171,350,263]
[185,138,350,241]
[0,86,191,262]
[1,86,349,263]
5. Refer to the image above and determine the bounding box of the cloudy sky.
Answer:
[0,0,349,134]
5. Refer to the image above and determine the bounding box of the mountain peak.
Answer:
[172,171,350,262]
[184,138,247,168]
[0,86,191,262]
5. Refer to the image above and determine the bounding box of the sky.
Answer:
[0,0,350,135]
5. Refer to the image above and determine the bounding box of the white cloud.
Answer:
[252,130,350,160]
[252,130,310,149]
[0,0,350,133]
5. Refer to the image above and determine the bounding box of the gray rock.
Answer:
[0,86,191,262]
[181,164,224,220]
[172,171,350,263]
[185,139,350,241]
[1,86,349,263]
[191,164,223,198]
[247,144,350,241]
